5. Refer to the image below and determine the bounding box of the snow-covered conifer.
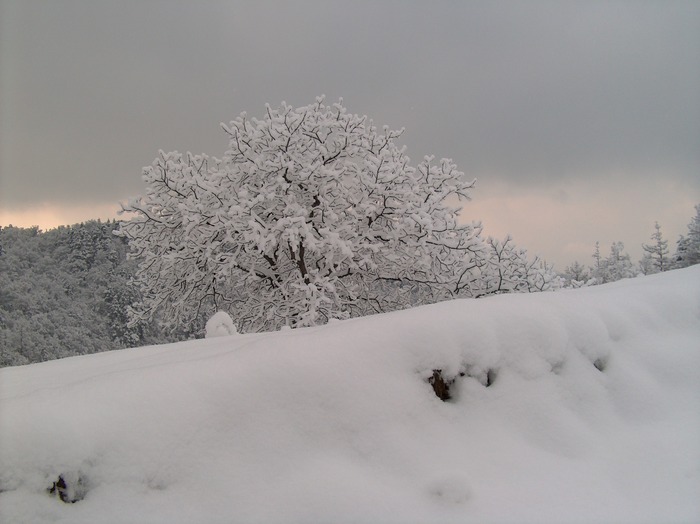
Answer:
[641,222,669,274]
[591,241,603,283]
[602,241,635,282]
[562,261,592,287]
[672,204,700,268]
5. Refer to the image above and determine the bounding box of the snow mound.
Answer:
[1,267,699,524]
[204,311,237,338]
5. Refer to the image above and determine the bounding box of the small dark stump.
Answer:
[593,358,607,372]
[486,368,498,387]
[48,474,87,503]
[429,369,452,401]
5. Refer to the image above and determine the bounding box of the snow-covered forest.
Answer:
[0,221,169,367]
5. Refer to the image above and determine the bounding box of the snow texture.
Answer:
[1,267,699,524]
[204,311,237,338]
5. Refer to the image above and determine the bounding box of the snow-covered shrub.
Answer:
[205,311,237,338]
[48,472,88,504]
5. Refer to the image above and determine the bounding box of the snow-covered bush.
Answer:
[205,311,237,338]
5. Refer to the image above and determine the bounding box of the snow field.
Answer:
[1,266,699,523]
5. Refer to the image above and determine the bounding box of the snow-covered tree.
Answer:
[589,241,635,284]
[467,235,560,297]
[562,261,592,288]
[0,222,168,367]
[603,241,636,282]
[591,241,603,283]
[118,98,485,332]
[638,253,655,276]
[672,204,700,269]
[641,222,669,274]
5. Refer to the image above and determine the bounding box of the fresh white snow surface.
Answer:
[1,267,699,524]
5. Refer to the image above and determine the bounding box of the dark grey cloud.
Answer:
[1,0,699,264]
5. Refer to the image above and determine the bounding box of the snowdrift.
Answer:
[1,267,699,524]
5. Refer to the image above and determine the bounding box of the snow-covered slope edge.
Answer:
[1,267,699,524]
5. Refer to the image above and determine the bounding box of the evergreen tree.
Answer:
[591,241,605,283]
[589,241,635,284]
[603,241,636,282]
[672,204,700,268]
[562,261,591,287]
[641,222,669,274]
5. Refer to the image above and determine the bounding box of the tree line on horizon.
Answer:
[561,205,700,287]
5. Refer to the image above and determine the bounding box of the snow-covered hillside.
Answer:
[1,267,699,524]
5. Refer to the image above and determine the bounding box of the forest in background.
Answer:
[0,221,178,367]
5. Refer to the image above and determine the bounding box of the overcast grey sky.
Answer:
[1,0,699,268]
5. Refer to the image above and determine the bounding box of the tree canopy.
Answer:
[119,98,489,331]
[119,98,558,332]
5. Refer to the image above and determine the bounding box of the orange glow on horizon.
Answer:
[0,203,123,231]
